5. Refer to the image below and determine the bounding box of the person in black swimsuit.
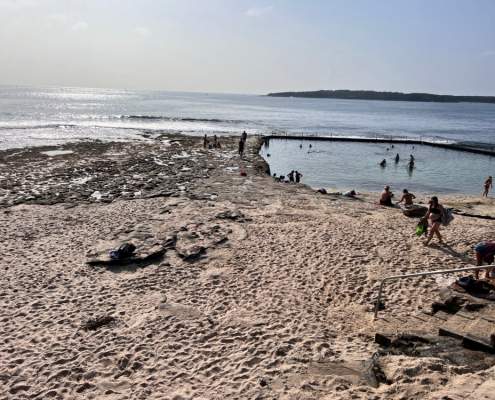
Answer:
[425,196,444,246]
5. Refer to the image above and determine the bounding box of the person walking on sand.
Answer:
[483,176,493,197]
[203,134,208,149]
[379,186,394,206]
[238,137,245,157]
[295,170,303,183]
[424,196,444,246]
[241,130,247,143]
[397,189,416,206]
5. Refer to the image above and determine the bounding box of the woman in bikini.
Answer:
[424,196,444,246]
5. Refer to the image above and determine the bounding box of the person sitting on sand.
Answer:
[483,176,493,197]
[474,241,495,279]
[295,170,303,183]
[397,189,416,206]
[424,196,444,246]
[379,186,394,206]
[288,170,295,183]
[379,159,387,167]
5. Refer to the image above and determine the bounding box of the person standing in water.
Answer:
[424,196,444,246]
[395,153,400,163]
[379,159,387,167]
[483,176,493,197]
[295,171,303,183]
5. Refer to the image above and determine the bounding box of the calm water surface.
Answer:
[260,139,495,195]
[1,85,495,149]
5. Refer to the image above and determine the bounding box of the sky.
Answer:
[0,0,494,95]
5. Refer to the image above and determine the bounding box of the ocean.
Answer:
[1,85,494,194]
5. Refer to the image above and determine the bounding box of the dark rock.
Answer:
[82,315,115,331]
[216,210,250,222]
[177,245,206,262]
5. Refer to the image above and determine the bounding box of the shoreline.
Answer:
[1,133,495,399]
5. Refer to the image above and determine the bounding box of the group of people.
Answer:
[288,170,303,183]
[379,186,446,246]
[273,170,303,184]
[379,180,495,278]
[379,154,415,169]
[203,134,221,149]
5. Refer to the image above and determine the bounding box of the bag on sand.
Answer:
[442,208,454,226]
[110,243,136,260]
[416,218,428,237]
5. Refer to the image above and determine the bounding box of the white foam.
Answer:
[41,150,74,157]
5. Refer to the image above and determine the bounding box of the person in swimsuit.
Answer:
[397,189,416,206]
[395,153,400,163]
[424,196,444,246]
[483,176,492,197]
[379,159,387,167]
[379,186,394,206]
[295,171,303,183]
[474,241,495,279]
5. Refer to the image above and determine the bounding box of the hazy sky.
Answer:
[0,0,494,95]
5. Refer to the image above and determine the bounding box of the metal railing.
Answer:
[374,264,495,319]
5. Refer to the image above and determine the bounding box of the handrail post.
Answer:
[374,279,387,319]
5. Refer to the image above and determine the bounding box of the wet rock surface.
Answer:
[0,136,208,207]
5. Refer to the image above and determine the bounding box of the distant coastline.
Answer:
[267,90,495,104]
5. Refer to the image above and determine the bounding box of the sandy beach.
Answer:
[1,135,495,400]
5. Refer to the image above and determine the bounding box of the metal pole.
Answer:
[374,264,495,319]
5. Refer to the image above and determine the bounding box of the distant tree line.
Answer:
[266,90,495,104]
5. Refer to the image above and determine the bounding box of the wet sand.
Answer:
[1,135,494,399]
